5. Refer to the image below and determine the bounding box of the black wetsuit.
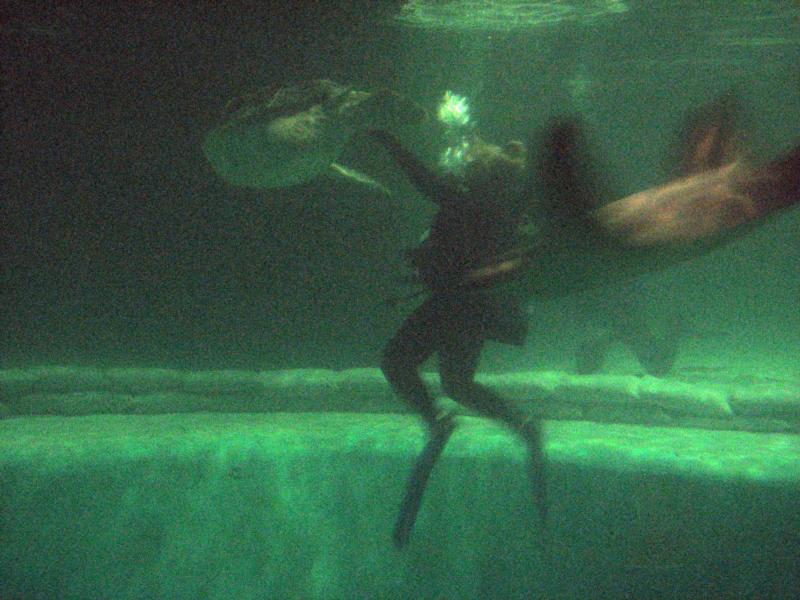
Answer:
[369,130,546,547]
[372,130,533,429]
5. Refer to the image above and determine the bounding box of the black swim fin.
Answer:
[392,415,456,548]
[520,417,548,528]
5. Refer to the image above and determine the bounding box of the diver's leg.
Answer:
[381,298,440,425]
[382,297,457,547]
[439,336,548,527]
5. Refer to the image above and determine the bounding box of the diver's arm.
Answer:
[368,129,463,206]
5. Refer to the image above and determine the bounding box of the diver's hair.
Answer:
[462,135,528,191]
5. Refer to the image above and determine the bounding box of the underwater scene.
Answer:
[1,1,799,598]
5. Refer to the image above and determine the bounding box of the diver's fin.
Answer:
[393,415,456,548]
[327,162,392,195]
[675,93,740,176]
[520,418,548,528]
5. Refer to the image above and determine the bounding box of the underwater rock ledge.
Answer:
[0,413,798,599]
[0,366,798,433]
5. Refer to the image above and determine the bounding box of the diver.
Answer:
[370,94,663,548]
[368,125,547,548]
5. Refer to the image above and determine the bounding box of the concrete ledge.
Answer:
[1,413,799,599]
[1,366,799,433]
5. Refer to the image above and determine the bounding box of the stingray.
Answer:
[202,79,426,192]
[465,98,800,295]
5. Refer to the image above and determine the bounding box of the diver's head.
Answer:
[434,90,527,197]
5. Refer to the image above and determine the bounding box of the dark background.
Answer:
[2,1,799,370]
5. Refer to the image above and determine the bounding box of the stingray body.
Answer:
[203,79,426,190]
[467,100,800,298]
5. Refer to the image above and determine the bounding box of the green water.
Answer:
[2,0,798,371]
[1,1,799,598]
